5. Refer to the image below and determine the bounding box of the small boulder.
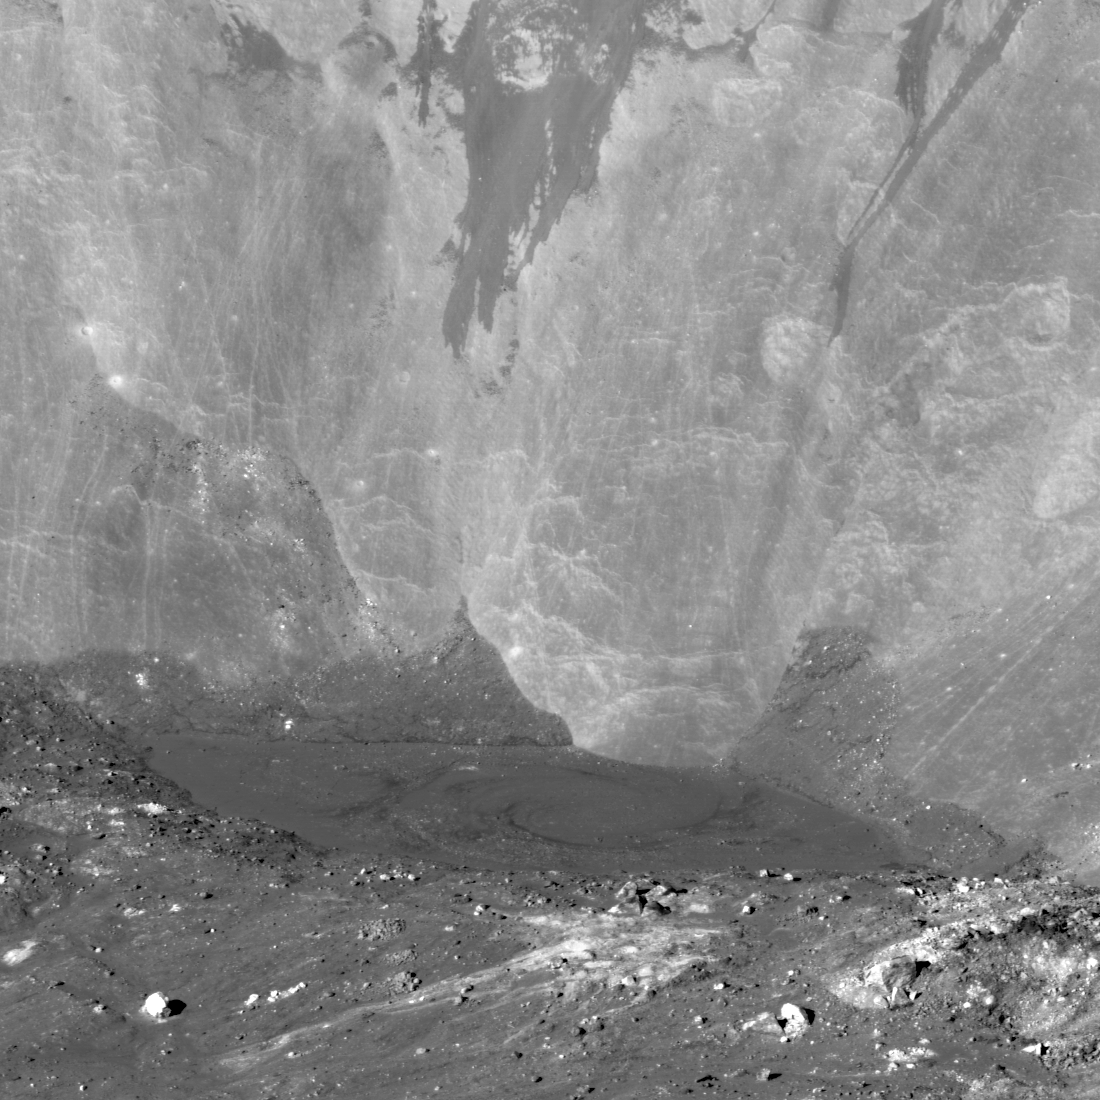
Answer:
[142,992,172,1020]
[644,884,676,916]
[778,1003,813,1037]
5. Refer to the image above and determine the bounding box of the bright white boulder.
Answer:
[779,1003,812,1037]
[142,992,172,1020]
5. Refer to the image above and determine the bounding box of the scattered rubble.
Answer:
[266,982,307,1003]
[607,879,681,917]
[863,955,920,1008]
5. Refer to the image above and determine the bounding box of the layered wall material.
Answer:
[5,0,1100,851]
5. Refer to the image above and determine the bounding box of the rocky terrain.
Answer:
[6,0,1100,1094]
[4,662,1097,1099]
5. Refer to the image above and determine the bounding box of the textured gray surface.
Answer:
[3,0,1100,860]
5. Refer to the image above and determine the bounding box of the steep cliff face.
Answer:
[4,0,1100,860]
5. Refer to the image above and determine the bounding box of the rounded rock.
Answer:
[142,992,172,1020]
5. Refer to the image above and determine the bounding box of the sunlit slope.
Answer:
[887,569,1100,876]
[3,0,1100,780]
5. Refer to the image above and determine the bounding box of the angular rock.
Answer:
[742,1011,785,1037]
[864,955,919,1008]
[778,1003,812,1037]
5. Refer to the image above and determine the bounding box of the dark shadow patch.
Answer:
[895,0,946,122]
[819,0,843,33]
[149,735,907,872]
[220,15,294,74]
[440,0,647,353]
[730,1,773,65]
[829,242,855,342]
[410,0,444,125]
[882,367,925,428]
[502,336,519,380]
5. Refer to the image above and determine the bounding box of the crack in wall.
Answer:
[831,0,1038,340]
